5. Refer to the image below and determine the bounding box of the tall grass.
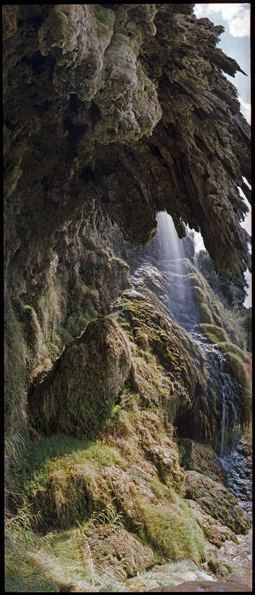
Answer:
[5,505,127,592]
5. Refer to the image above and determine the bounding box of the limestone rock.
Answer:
[186,499,238,547]
[87,525,155,578]
[2,5,20,41]
[28,317,131,435]
[176,439,225,483]
[3,3,251,298]
[183,471,250,534]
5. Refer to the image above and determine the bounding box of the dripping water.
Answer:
[156,212,199,329]
[191,332,252,522]
[220,390,226,458]
[129,210,252,521]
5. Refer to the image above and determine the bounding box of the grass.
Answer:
[9,435,128,530]
[5,517,127,592]
[126,558,215,590]
[133,494,205,564]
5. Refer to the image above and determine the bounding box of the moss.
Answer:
[28,317,132,436]
[218,344,252,426]
[199,326,251,427]
[200,303,214,324]
[200,323,229,344]
[133,494,205,563]
[188,272,204,289]
[13,435,127,529]
[11,431,205,567]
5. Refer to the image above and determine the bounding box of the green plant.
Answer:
[89,499,124,534]
[133,494,205,563]
[5,428,28,462]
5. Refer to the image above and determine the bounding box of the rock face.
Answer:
[4,3,251,437]
[3,3,250,291]
[4,6,252,591]
[184,471,250,535]
[28,317,131,435]
[86,526,155,579]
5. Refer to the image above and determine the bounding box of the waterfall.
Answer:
[220,390,226,458]
[130,210,252,521]
[188,330,252,522]
[156,212,199,329]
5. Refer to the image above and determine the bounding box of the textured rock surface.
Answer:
[82,525,155,579]
[186,499,238,547]
[4,6,252,591]
[176,439,225,483]
[3,3,251,292]
[28,317,131,435]
[4,3,251,439]
[183,470,250,534]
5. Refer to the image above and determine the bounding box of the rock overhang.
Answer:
[3,3,251,283]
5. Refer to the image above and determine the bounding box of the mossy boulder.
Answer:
[184,471,250,535]
[28,317,131,436]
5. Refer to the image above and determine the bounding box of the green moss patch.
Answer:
[200,323,229,344]
[133,494,205,563]
[13,435,127,529]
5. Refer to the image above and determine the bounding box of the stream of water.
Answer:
[156,213,199,329]
[154,212,252,523]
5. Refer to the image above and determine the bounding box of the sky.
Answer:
[191,4,251,307]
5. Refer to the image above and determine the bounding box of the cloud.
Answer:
[237,96,251,124]
[194,4,250,37]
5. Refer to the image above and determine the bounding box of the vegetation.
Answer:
[197,250,248,307]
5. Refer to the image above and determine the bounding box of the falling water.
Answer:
[130,210,252,521]
[220,391,226,458]
[156,212,199,329]
[189,330,252,521]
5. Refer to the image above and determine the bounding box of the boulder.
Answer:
[183,471,250,534]
[28,317,131,435]
[186,499,238,547]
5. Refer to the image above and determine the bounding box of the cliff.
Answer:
[3,4,251,284]
[4,4,252,592]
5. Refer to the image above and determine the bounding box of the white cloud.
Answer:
[228,11,250,37]
[194,4,250,37]
[237,96,251,123]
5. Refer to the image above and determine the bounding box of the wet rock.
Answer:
[184,471,250,534]
[219,445,252,522]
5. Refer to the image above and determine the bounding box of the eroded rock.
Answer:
[3,3,251,293]
[186,499,238,547]
[176,439,225,483]
[86,525,155,578]
[183,470,250,534]
[28,317,131,435]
